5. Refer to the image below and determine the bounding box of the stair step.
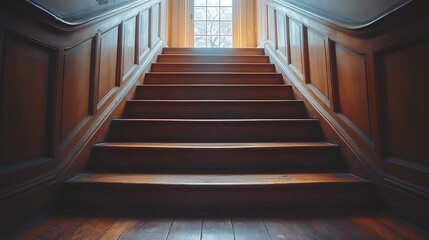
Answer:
[107,119,323,142]
[162,48,265,55]
[157,54,270,63]
[135,85,294,100]
[144,73,284,84]
[125,100,307,119]
[91,142,340,172]
[62,173,373,210]
[151,63,276,72]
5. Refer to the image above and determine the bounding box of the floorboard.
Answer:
[6,213,429,240]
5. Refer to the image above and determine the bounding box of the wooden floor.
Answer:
[7,212,428,240]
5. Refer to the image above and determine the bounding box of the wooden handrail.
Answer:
[271,0,412,30]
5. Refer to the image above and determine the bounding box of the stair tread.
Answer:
[159,54,268,57]
[67,173,369,186]
[127,100,301,103]
[94,142,338,149]
[145,72,281,75]
[138,84,288,87]
[112,119,317,122]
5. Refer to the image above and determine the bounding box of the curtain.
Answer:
[168,0,193,47]
[232,0,257,47]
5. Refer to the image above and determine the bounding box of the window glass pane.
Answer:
[194,21,207,35]
[220,0,232,6]
[206,7,220,20]
[194,36,207,47]
[207,0,219,6]
[207,21,220,35]
[207,36,220,48]
[194,0,232,48]
[194,0,206,6]
[219,7,232,20]
[194,7,206,20]
[219,22,232,35]
[219,36,232,47]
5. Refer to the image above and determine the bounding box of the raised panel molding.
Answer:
[288,18,303,79]
[275,12,288,63]
[98,26,119,108]
[0,31,55,194]
[333,44,371,141]
[376,38,429,186]
[150,4,160,47]
[123,17,137,80]
[61,39,93,143]
[267,6,277,49]
[140,9,150,60]
[0,33,53,167]
[306,29,329,103]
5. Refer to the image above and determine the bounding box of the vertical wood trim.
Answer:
[329,40,340,112]
[116,22,124,86]
[91,32,102,115]
[366,53,381,153]
[0,26,5,129]
[135,13,141,65]
[302,25,310,84]
[324,35,333,105]
[285,16,291,64]
[46,47,58,160]
[53,48,64,159]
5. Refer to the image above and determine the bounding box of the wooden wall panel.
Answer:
[98,26,119,104]
[289,18,303,78]
[334,44,371,139]
[61,39,92,142]
[123,17,136,78]
[0,34,52,166]
[150,4,160,47]
[0,0,168,232]
[140,9,150,57]
[307,29,329,100]
[267,6,276,48]
[275,12,288,61]
[377,40,429,167]
[259,0,429,229]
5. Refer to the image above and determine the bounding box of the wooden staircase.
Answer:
[60,48,374,212]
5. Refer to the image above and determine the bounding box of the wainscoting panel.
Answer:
[258,0,429,229]
[61,39,92,143]
[334,44,371,140]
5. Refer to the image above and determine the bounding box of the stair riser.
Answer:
[91,147,340,172]
[62,184,373,210]
[151,64,276,72]
[157,55,270,63]
[162,48,265,55]
[125,101,307,119]
[108,120,323,142]
[135,86,294,100]
[144,73,284,84]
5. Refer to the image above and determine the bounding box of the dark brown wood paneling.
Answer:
[61,39,92,142]
[98,26,119,105]
[140,9,150,58]
[289,18,303,78]
[334,44,371,139]
[0,33,52,166]
[307,29,329,101]
[276,12,288,62]
[123,17,137,79]
[377,39,429,168]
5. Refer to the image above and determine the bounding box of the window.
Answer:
[194,0,233,48]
